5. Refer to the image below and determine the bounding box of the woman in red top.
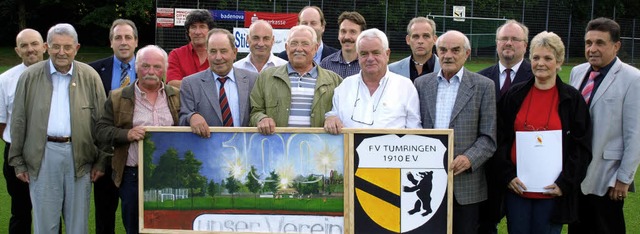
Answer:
[497,31,591,234]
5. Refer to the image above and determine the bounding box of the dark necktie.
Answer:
[218,77,234,127]
[500,68,512,97]
[120,62,130,88]
[581,71,600,103]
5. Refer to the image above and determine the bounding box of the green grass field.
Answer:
[0,47,638,233]
[144,195,344,212]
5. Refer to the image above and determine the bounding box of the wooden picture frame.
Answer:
[345,129,454,234]
[138,127,453,234]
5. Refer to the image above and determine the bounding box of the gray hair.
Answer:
[47,23,78,45]
[287,25,317,44]
[496,20,529,43]
[436,30,471,51]
[136,45,169,70]
[356,28,389,52]
[407,17,437,35]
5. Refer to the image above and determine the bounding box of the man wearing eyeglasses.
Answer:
[476,20,532,234]
[323,28,420,134]
[414,30,497,234]
[478,20,532,103]
[9,23,108,233]
[250,25,342,135]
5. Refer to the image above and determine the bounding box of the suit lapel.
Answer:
[489,65,500,98]
[449,69,474,125]
[103,60,115,93]
[590,60,621,107]
[425,74,438,126]
[200,71,224,123]
[234,69,250,124]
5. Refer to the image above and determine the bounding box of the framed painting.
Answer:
[139,127,346,233]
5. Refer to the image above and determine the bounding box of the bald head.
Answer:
[436,30,471,79]
[248,20,276,60]
[15,29,46,66]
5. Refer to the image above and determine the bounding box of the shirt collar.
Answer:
[590,57,617,76]
[134,79,165,97]
[437,67,464,83]
[212,68,236,83]
[113,56,136,70]
[358,68,390,86]
[334,50,357,64]
[499,59,524,74]
[314,42,325,62]
[48,59,73,76]
[243,53,277,66]
[286,63,319,78]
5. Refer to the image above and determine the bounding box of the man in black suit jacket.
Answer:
[477,20,533,234]
[276,6,338,64]
[88,19,139,234]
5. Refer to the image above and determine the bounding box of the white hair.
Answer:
[136,45,169,70]
[287,25,317,44]
[356,28,389,52]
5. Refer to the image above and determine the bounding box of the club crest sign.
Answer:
[352,133,452,234]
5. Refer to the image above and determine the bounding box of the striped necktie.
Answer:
[218,77,234,127]
[120,62,130,88]
[581,71,600,103]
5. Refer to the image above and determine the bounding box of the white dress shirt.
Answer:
[0,63,27,142]
[326,70,421,128]
[498,60,523,88]
[233,53,287,73]
[213,69,241,127]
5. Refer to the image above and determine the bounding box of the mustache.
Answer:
[141,75,161,81]
[341,39,355,44]
[293,52,307,57]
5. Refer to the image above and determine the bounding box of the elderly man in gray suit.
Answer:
[568,18,640,234]
[180,28,258,137]
[414,30,496,234]
[389,17,440,82]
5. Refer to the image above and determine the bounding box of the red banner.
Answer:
[244,11,298,29]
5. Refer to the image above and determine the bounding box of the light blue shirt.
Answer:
[111,56,136,90]
[47,60,72,136]
[213,69,240,127]
[434,68,464,129]
[314,42,325,65]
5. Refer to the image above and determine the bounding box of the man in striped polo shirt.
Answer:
[250,25,342,135]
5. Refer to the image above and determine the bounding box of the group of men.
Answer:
[0,5,637,234]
